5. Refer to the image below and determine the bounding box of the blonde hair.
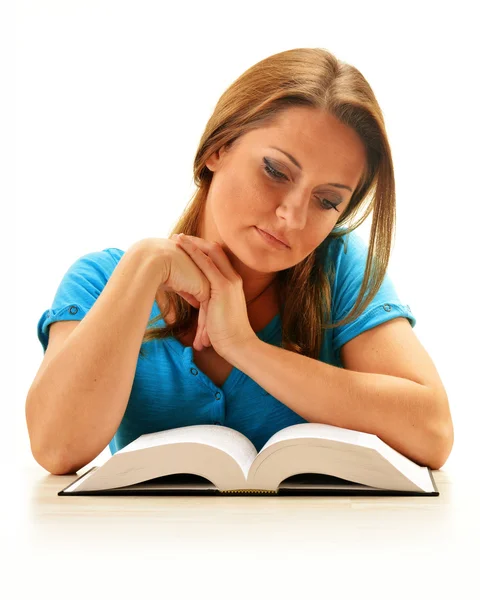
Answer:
[139,47,395,360]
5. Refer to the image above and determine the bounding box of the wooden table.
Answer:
[4,462,478,600]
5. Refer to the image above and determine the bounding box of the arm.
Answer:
[26,240,169,475]
[225,339,451,470]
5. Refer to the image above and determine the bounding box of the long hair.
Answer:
[139,47,395,360]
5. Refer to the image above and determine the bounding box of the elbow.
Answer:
[427,412,455,471]
[26,394,83,475]
[420,387,454,471]
[34,452,83,476]
[30,439,78,475]
[28,430,81,475]
[31,447,71,476]
[30,436,97,476]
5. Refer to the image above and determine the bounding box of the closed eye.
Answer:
[262,158,340,212]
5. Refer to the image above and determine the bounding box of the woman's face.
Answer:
[202,106,367,276]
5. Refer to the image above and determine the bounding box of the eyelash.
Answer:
[263,159,340,212]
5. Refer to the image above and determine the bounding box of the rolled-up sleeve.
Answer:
[331,231,416,364]
[37,248,124,353]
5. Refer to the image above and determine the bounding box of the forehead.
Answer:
[256,107,362,150]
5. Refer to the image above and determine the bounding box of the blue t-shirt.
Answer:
[36,230,416,455]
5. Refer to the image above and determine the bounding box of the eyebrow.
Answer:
[269,146,353,192]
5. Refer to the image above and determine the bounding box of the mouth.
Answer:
[255,227,290,249]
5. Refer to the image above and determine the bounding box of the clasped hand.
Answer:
[171,233,256,359]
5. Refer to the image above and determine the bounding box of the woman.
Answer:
[32,47,453,474]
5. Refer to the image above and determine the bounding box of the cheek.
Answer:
[218,178,260,218]
[215,168,244,201]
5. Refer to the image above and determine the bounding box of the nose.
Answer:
[276,189,311,230]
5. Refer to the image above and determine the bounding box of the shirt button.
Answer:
[68,305,79,315]
[190,367,198,376]
[215,392,221,401]
[383,303,392,312]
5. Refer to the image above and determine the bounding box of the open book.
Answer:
[58,423,439,496]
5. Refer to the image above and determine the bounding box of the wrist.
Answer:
[127,238,172,288]
[222,335,262,367]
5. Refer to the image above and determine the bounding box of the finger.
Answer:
[177,239,222,284]
[199,324,207,350]
[195,301,208,351]
[194,304,204,351]
[176,234,238,283]
[202,326,210,348]
[193,323,202,351]
[200,299,210,347]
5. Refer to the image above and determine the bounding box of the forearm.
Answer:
[26,240,168,474]
[226,339,448,470]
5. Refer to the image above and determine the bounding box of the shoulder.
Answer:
[320,227,368,281]
[63,247,126,281]
[328,227,368,259]
[91,247,125,270]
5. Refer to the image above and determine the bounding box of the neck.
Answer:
[246,277,278,306]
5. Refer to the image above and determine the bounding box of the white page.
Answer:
[259,422,376,454]
[258,422,433,492]
[117,424,258,480]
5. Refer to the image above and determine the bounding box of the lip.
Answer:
[255,227,290,249]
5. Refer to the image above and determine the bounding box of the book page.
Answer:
[118,425,258,481]
[251,422,434,493]
[374,438,434,492]
[259,422,376,454]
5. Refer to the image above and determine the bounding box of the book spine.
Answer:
[219,490,277,494]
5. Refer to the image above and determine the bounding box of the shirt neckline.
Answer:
[163,312,281,391]
[165,312,281,356]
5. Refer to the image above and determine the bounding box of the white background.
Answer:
[13,0,479,471]
[7,0,480,595]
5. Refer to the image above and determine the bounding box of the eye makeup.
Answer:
[262,157,341,212]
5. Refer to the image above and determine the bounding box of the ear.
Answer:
[205,144,229,172]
